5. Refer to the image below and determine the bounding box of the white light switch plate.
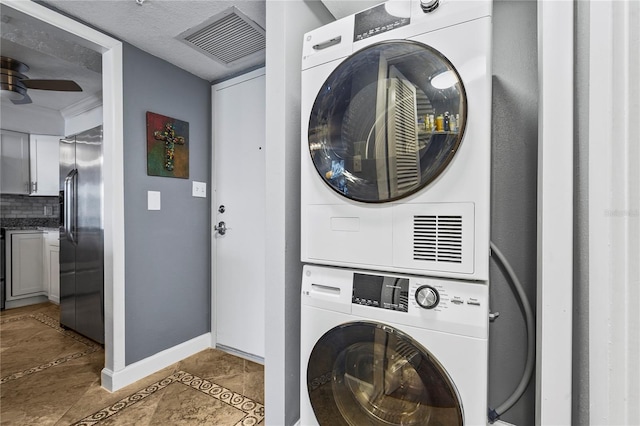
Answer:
[192,181,206,198]
[148,191,161,210]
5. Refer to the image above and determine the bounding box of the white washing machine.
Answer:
[300,265,489,425]
[301,0,493,281]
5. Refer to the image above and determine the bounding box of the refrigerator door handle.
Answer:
[64,169,78,244]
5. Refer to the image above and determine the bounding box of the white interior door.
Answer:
[212,69,266,360]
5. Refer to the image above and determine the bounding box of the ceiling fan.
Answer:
[0,56,82,105]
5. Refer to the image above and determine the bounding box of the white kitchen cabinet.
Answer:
[29,135,60,196]
[44,230,60,303]
[0,131,60,196]
[29,134,60,196]
[6,231,45,300]
[0,129,30,194]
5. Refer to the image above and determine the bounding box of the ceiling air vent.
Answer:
[177,7,265,67]
[413,215,463,263]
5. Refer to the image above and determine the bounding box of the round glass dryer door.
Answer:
[308,40,467,203]
[307,321,463,425]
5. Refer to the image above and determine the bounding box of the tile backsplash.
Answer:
[0,194,59,226]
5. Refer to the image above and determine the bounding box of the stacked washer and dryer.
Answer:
[300,0,493,425]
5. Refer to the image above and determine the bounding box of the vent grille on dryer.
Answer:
[413,215,463,263]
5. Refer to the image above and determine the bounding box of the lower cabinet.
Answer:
[7,231,45,299]
[45,231,60,303]
[4,229,60,308]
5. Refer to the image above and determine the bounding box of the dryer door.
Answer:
[308,40,467,203]
[307,321,463,425]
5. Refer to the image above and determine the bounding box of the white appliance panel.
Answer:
[305,204,393,266]
[301,11,492,280]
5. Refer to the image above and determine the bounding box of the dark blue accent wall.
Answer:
[122,43,211,364]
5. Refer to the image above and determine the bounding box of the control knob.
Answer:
[415,285,439,309]
[420,0,440,13]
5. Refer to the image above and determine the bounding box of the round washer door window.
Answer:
[307,321,463,425]
[308,40,467,203]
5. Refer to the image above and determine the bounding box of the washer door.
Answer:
[308,40,467,203]
[307,321,463,425]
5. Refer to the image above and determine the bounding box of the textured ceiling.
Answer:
[1,3,103,112]
[41,0,267,83]
[1,0,380,114]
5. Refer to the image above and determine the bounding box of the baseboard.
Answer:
[5,295,49,309]
[101,332,212,392]
[216,344,264,365]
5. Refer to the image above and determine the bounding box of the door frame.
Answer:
[2,0,126,390]
[210,67,266,355]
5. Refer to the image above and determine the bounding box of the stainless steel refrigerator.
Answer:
[59,125,104,344]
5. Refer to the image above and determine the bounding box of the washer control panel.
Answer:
[352,273,409,312]
[302,265,489,339]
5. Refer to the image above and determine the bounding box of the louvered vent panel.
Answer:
[413,215,463,263]
[180,8,265,66]
[391,77,420,192]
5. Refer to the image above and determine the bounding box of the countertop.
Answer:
[0,218,59,235]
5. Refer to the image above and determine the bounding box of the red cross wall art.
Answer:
[146,111,189,178]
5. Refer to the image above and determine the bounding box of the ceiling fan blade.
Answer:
[22,79,82,92]
[11,92,33,105]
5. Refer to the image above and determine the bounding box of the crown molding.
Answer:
[60,91,102,119]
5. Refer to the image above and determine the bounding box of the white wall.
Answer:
[584,0,640,424]
[0,103,64,135]
[536,1,574,424]
[264,1,334,425]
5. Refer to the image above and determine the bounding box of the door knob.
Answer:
[214,221,227,236]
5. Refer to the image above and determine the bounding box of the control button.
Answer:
[467,299,481,306]
[420,0,439,13]
[451,299,464,305]
[415,285,440,309]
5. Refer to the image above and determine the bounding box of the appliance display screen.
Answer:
[352,273,409,312]
[354,3,410,41]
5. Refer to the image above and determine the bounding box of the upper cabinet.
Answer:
[29,134,60,196]
[0,130,60,196]
[0,129,30,194]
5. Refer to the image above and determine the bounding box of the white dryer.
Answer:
[301,0,493,281]
[300,265,489,426]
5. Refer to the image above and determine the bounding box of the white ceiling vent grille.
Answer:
[177,7,265,67]
[413,215,463,263]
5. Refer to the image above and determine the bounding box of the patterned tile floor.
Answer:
[0,303,264,425]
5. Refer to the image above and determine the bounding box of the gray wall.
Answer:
[488,1,538,425]
[573,1,590,424]
[264,1,334,425]
[122,43,211,365]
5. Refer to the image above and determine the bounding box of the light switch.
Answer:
[192,181,207,198]
[148,191,161,210]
